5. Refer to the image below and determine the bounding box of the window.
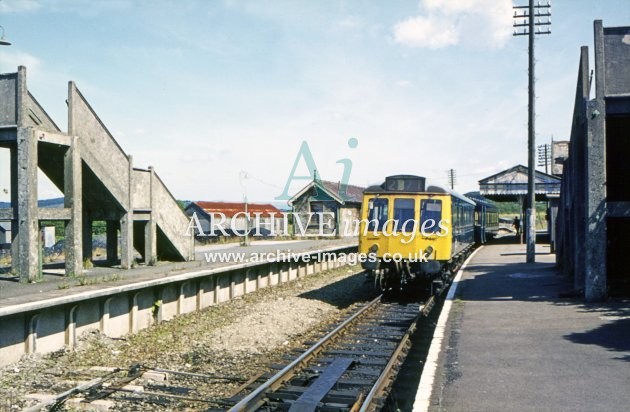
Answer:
[367,198,388,232]
[394,198,415,232]
[420,199,442,233]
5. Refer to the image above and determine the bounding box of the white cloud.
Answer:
[394,15,458,49]
[393,0,512,49]
[0,50,41,73]
[0,0,40,13]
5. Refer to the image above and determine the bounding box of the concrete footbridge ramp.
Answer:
[0,66,194,282]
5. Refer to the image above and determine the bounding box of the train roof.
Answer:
[364,175,476,206]
[464,191,499,208]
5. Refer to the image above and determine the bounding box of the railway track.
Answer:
[22,364,241,411]
[21,282,441,411]
[223,295,434,412]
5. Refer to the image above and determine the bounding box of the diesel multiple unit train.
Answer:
[358,175,499,292]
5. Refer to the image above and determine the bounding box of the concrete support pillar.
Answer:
[64,136,83,276]
[9,143,19,274]
[120,213,134,269]
[145,166,157,265]
[16,127,39,282]
[144,220,157,265]
[106,220,118,263]
[121,154,134,269]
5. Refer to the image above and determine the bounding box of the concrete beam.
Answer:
[37,208,71,220]
[65,136,83,276]
[34,129,72,147]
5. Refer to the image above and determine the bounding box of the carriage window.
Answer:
[420,199,442,233]
[393,198,415,232]
[367,198,388,232]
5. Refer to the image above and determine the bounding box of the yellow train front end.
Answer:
[358,175,474,292]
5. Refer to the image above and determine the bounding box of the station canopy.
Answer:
[478,164,561,202]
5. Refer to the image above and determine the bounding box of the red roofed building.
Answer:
[185,201,285,237]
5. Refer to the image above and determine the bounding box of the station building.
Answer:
[288,178,364,237]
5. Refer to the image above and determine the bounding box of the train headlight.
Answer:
[369,244,378,254]
[424,246,434,258]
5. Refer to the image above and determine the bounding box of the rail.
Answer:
[227,294,427,412]
[227,294,383,412]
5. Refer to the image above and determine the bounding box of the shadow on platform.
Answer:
[564,316,630,362]
[456,245,630,363]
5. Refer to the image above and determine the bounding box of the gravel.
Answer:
[0,263,377,411]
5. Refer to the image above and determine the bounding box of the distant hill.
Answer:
[0,197,65,208]
[184,200,291,212]
[0,197,292,212]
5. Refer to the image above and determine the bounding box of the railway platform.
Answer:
[0,238,357,365]
[0,238,353,308]
[415,237,630,412]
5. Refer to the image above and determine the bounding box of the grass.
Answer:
[58,273,123,289]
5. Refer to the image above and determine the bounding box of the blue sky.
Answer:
[0,0,628,203]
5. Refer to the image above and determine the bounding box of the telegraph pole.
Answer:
[513,0,550,263]
[447,169,456,190]
[537,143,550,174]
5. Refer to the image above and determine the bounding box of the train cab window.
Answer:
[367,198,388,232]
[393,198,415,232]
[420,199,442,233]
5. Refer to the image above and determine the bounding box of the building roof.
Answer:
[188,201,282,218]
[288,179,365,206]
[478,164,561,201]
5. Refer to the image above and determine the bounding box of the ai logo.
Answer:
[275,138,359,201]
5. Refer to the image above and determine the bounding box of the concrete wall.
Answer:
[556,21,630,300]
[70,84,130,208]
[152,171,194,260]
[0,245,357,366]
[0,73,17,126]
[131,169,151,210]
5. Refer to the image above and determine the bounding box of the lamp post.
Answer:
[0,25,11,46]
[513,0,551,263]
[239,170,249,246]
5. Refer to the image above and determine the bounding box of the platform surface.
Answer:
[424,240,630,412]
[0,238,355,311]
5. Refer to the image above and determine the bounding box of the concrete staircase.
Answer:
[0,66,193,280]
[67,82,194,263]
